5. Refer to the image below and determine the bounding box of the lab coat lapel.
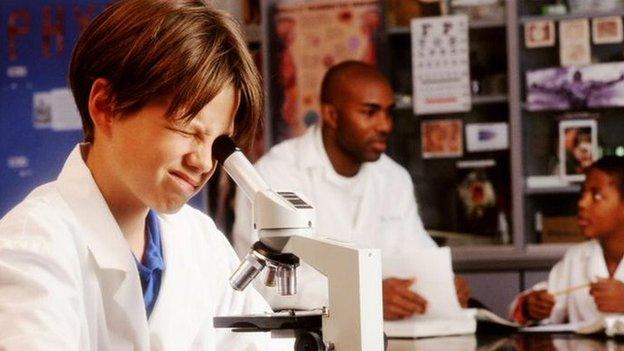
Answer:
[56,145,150,350]
[577,241,605,321]
[586,240,610,280]
[613,252,624,282]
[147,215,208,350]
[351,165,373,235]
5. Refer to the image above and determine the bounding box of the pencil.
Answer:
[551,283,591,296]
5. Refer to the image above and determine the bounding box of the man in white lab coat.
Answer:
[233,61,470,320]
[0,1,289,350]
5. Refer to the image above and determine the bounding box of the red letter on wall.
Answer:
[8,10,31,61]
[73,4,97,33]
[42,6,65,58]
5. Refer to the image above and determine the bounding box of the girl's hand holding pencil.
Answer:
[551,283,591,297]
[590,278,624,313]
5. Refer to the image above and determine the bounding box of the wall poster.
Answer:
[411,14,471,115]
[270,0,382,142]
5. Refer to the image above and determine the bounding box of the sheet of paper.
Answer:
[472,308,520,328]
[520,320,600,333]
[50,88,81,131]
[32,91,52,129]
[559,19,591,67]
[383,247,462,317]
[465,122,509,152]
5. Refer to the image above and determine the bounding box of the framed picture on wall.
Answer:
[592,16,623,44]
[524,20,555,48]
[421,119,463,158]
[559,119,598,182]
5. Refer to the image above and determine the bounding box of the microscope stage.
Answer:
[213,309,323,332]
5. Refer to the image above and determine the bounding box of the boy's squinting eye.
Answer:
[166,125,194,137]
[177,129,194,137]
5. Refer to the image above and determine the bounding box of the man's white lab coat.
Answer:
[232,124,436,310]
[527,240,623,324]
[0,145,286,350]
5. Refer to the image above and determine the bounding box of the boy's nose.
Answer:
[187,144,214,173]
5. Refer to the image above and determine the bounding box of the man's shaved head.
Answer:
[320,60,391,106]
[318,61,395,176]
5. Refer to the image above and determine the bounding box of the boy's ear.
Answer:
[88,78,115,138]
[320,103,338,130]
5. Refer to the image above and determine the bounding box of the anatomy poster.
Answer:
[271,0,382,142]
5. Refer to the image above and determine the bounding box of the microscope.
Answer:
[212,136,385,351]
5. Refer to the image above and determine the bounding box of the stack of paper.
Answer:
[383,248,476,338]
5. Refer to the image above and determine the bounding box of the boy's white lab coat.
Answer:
[232,124,436,309]
[513,239,624,324]
[0,145,285,350]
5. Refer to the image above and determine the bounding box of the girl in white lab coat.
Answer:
[0,1,288,350]
[512,156,624,325]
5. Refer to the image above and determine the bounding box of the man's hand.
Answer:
[454,276,470,308]
[523,289,555,322]
[590,278,624,313]
[382,278,427,320]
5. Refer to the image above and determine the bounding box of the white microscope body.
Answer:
[213,136,384,351]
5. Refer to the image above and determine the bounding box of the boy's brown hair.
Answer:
[69,0,262,148]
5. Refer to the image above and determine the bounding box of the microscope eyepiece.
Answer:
[212,135,238,164]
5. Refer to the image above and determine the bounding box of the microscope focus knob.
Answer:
[294,331,326,351]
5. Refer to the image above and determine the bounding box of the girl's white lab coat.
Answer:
[513,239,624,324]
[0,145,285,350]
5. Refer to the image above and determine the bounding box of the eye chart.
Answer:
[411,15,471,115]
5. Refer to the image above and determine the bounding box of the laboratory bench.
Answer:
[388,332,624,351]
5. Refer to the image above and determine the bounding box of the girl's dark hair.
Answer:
[586,156,624,197]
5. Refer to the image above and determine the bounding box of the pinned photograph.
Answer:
[524,20,555,48]
[465,123,508,152]
[559,119,598,182]
[592,16,623,44]
[32,92,52,129]
[526,62,624,111]
[421,119,463,158]
[559,19,591,67]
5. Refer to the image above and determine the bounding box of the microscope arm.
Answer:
[283,235,384,351]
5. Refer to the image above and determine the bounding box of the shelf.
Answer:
[472,94,508,105]
[395,94,508,111]
[525,176,582,195]
[387,19,505,35]
[525,184,581,195]
[451,245,564,271]
[520,9,624,24]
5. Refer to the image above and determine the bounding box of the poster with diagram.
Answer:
[0,1,206,216]
[271,0,382,142]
